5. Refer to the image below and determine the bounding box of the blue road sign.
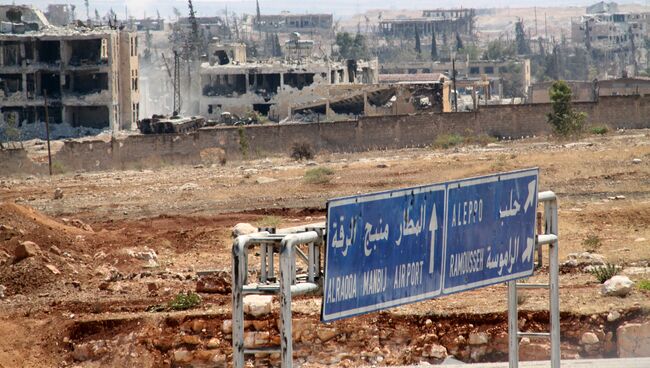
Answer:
[322,168,539,322]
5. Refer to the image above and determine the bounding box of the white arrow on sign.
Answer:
[429,204,438,274]
[522,237,535,263]
[524,179,536,213]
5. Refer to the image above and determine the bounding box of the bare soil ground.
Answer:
[0,130,649,367]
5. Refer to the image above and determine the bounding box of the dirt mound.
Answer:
[0,203,99,296]
[0,202,92,254]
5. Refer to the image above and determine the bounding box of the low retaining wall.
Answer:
[2,95,649,176]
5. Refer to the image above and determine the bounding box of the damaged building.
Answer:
[571,2,649,50]
[0,5,139,140]
[380,59,531,98]
[200,43,378,121]
[290,80,451,122]
[255,13,333,32]
[378,9,475,37]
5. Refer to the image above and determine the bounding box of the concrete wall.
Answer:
[2,94,650,176]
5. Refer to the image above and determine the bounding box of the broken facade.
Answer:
[380,59,531,98]
[256,13,333,32]
[378,9,475,37]
[571,11,649,50]
[290,81,451,122]
[200,54,378,121]
[0,5,139,139]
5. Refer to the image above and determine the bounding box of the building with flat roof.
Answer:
[0,5,139,140]
[200,44,377,121]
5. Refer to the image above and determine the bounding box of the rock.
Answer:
[191,320,206,333]
[425,319,433,327]
[316,328,339,342]
[581,332,599,345]
[601,275,634,297]
[243,331,270,348]
[212,353,227,366]
[632,158,642,164]
[243,295,273,317]
[14,241,40,261]
[232,223,258,237]
[376,163,390,168]
[468,332,489,345]
[617,322,650,357]
[72,341,108,362]
[615,195,626,200]
[0,285,5,299]
[45,264,60,275]
[255,176,278,184]
[172,348,193,364]
[50,245,62,256]
[562,252,606,270]
[147,282,158,292]
[422,343,447,359]
[196,272,231,293]
[607,311,621,322]
[179,182,199,191]
[221,320,232,334]
[126,248,158,267]
[206,337,220,349]
[520,342,551,360]
[54,188,64,200]
[180,335,201,346]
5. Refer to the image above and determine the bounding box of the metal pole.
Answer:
[549,199,561,368]
[508,280,519,368]
[452,57,458,112]
[43,90,52,176]
[279,232,320,368]
[231,235,250,368]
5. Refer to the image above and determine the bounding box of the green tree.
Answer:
[431,32,438,60]
[547,80,586,136]
[274,33,282,57]
[455,32,463,51]
[335,32,369,59]
[482,39,516,60]
[515,19,530,55]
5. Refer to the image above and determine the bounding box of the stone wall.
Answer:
[2,95,650,176]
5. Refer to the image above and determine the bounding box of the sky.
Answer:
[28,0,649,20]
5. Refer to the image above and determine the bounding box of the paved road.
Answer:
[397,358,650,367]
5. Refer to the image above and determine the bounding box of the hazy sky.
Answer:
[30,0,647,19]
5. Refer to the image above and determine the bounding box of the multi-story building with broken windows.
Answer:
[0,5,139,139]
[378,9,475,37]
[199,43,378,121]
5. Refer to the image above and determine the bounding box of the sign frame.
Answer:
[321,168,539,322]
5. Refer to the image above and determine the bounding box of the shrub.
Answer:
[547,80,586,137]
[168,291,202,311]
[589,263,620,284]
[258,215,281,228]
[290,142,314,160]
[590,125,609,135]
[238,127,249,158]
[52,161,66,175]
[468,134,498,146]
[638,280,650,291]
[304,167,334,184]
[433,134,464,149]
[582,234,602,253]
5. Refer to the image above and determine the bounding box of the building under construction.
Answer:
[0,5,139,139]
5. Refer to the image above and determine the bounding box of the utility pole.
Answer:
[534,7,538,37]
[173,51,181,114]
[452,57,458,112]
[43,90,52,176]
